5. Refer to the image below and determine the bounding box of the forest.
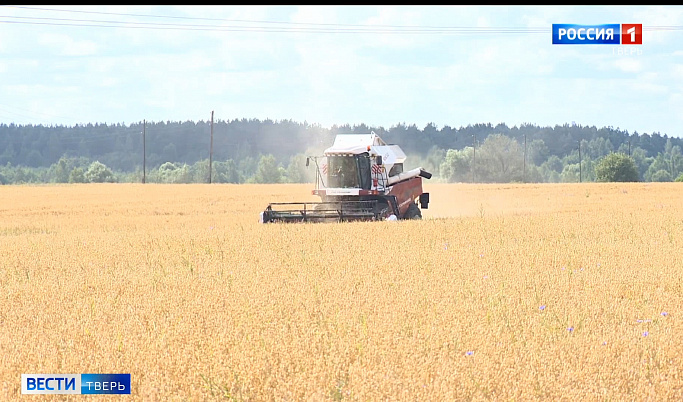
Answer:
[0,119,681,184]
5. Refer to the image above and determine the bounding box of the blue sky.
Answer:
[1,5,682,137]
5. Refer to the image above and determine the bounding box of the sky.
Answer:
[1,5,682,137]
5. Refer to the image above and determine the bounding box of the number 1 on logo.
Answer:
[627,26,635,42]
[621,24,642,45]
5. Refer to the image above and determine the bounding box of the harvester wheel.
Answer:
[404,202,422,220]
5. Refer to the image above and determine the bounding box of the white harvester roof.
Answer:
[323,132,406,165]
[324,132,386,155]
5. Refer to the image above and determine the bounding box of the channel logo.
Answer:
[621,24,643,45]
[552,24,642,45]
[21,374,131,395]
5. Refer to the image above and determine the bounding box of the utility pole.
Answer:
[523,134,527,183]
[628,140,631,157]
[209,110,214,184]
[578,140,582,183]
[472,134,476,183]
[142,119,146,184]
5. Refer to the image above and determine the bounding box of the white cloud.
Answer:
[672,64,683,79]
[638,6,683,45]
[476,16,491,28]
[1,5,683,136]
[37,33,98,56]
[289,5,340,25]
[632,81,668,95]
[614,57,643,73]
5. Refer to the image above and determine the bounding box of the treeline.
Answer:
[0,119,682,184]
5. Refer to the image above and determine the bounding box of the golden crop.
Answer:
[1,183,682,400]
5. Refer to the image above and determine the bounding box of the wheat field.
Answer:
[1,183,682,400]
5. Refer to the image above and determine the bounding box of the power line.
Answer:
[0,15,551,34]
[2,5,551,30]
[8,6,683,32]
[0,108,35,122]
[3,6,682,36]
[0,102,80,123]
[5,5,504,29]
[0,6,552,35]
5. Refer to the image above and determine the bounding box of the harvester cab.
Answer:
[260,131,431,223]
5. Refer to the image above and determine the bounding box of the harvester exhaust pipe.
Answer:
[419,169,432,179]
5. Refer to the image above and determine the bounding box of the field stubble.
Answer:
[1,183,682,400]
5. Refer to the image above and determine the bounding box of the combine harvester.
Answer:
[260,132,431,223]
